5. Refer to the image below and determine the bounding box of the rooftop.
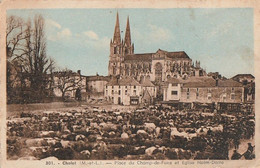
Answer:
[107,76,140,86]
[232,74,255,79]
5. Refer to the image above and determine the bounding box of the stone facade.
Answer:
[108,13,205,83]
[105,76,157,105]
[163,77,244,104]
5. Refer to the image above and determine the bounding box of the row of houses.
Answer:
[50,71,254,111]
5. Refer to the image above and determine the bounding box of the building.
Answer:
[108,13,205,83]
[232,74,255,103]
[105,76,157,105]
[163,76,244,110]
[84,75,111,100]
[232,74,255,84]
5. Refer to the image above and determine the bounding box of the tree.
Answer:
[6,14,55,103]
[54,69,84,100]
[6,16,27,103]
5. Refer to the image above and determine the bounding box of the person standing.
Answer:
[231,150,242,160]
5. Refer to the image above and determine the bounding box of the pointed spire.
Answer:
[113,12,121,44]
[124,16,131,47]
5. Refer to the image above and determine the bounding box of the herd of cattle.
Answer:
[7,105,255,160]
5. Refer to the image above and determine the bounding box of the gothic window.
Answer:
[126,68,130,76]
[114,47,117,54]
[113,67,116,75]
[154,62,163,82]
[231,93,235,100]
[140,75,144,82]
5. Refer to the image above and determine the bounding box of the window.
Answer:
[207,93,212,100]
[134,85,136,89]
[106,85,108,89]
[112,90,114,95]
[125,90,127,95]
[207,88,211,93]
[231,87,234,92]
[119,90,121,95]
[171,91,178,95]
[196,88,199,99]
[223,94,226,102]
[187,88,190,92]
[231,93,235,100]
[187,92,190,99]
[112,86,114,89]
[119,85,120,88]
[133,90,136,96]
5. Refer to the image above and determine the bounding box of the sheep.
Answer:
[145,146,157,155]
[60,140,70,148]
[137,130,148,135]
[75,134,85,141]
[121,132,129,139]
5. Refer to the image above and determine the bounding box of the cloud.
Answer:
[147,24,171,41]
[76,30,109,49]
[46,19,61,29]
[83,31,99,40]
[48,28,72,41]
[57,28,72,39]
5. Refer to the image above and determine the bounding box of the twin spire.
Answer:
[113,12,131,46]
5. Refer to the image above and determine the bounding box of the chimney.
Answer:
[77,70,81,75]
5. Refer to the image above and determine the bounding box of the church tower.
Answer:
[108,12,123,76]
[123,16,134,55]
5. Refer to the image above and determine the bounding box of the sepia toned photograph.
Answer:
[4,6,256,163]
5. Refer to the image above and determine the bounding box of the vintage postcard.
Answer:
[0,0,259,168]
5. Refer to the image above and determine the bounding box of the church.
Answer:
[108,12,206,83]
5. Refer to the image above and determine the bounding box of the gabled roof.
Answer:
[166,51,191,59]
[181,77,243,88]
[106,76,140,86]
[166,77,181,84]
[86,75,110,81]
[182,77,216,87]
[124,49,191,62]
[218,79,243,87]
[232,74,255,79]
[140,78,155,87]
[124,53,153,62]
[156,49,191,60]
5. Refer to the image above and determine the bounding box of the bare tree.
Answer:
[54,69,84,100]
[6,14,55,103]
[6,16,27,103]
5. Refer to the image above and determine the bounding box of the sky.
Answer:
[7,8,254,78]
